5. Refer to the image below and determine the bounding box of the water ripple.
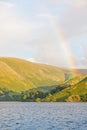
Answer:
[0,102,87,130]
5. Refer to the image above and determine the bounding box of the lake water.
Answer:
[0,102,87,130]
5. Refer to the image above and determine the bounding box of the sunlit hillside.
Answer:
[0,57,68,92]
[43,75,87,102]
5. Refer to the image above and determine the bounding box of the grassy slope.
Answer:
[43,75,87,102]
[0,57,67,92]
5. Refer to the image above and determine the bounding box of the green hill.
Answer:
[42,75,87,102]
[0,57,68,93]
[0,57,87,102]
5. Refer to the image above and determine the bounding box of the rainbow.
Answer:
[48,15,79,77]
[42,3,79,77]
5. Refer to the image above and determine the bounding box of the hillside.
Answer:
[42,75,87,102]
[14,74,87,102]
[0,57,87,102]
[0,57,67,93]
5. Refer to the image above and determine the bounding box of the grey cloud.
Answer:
[43,0,87,8]
[41,0,87,39]
[72,0,87,9]
[59,0,87,39]
[82,45,87,60]
[30,28,70,67]
[0,0,87,68]
[72,58,87,68]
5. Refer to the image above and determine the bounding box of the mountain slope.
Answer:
[0,57,67,92]
[0,57,87,101]
[43,75,87,102]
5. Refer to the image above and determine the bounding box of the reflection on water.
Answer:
[0,102,87,130]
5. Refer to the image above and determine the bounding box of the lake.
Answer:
[0,102,87,130]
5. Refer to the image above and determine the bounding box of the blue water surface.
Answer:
[0,102,87,130]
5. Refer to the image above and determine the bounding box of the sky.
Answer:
[0,0,87,68]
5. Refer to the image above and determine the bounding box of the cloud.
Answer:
[31,28,70,67]
[0,0,87,68]
[74,45,87,68]
[72,58,86,68]
[82,45,87,59]
[42,0,67,6]
[72,0,87,9]
[0,1,45,52]
[58,0,87,39]
[0,1,15,8]
[27,58,36,63]
[42,0,87,8]
[40,0,87,39]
